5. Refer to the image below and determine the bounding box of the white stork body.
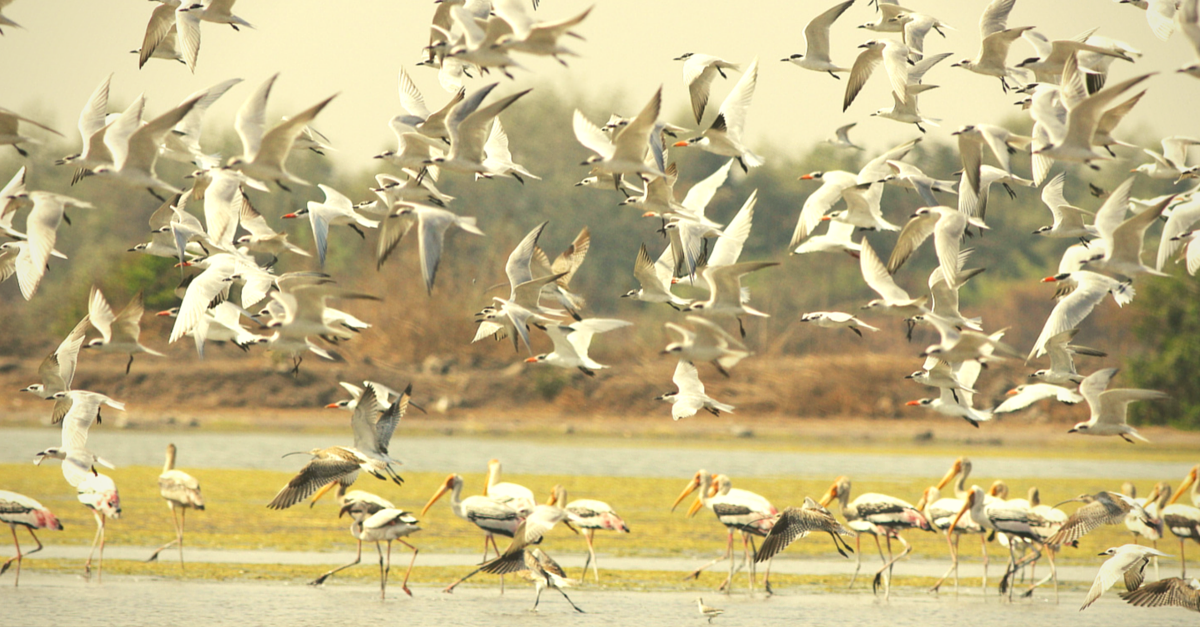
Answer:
[1164,466,1200,577]
[422,473,524,593]
[674,470,777,594]
[820,475,930,598]
[0,490,63,586]
[485,458,536,516]
[559,489,629,582]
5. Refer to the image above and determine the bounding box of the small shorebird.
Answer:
[697,597,723,622]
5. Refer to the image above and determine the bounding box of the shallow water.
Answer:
[2,428,1192,480]
[7,573,1196,627]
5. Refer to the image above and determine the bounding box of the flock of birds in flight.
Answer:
[1,0,1200,617]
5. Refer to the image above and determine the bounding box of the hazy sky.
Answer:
[3,0,1200,176]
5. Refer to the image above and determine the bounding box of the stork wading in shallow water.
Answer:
[673,470,777,594]
[553,485,629,582]
[422,473,524,593]
[147,444,205,567]
[818,475,931,599]
[1163,466,1200,577]
[0,491,63,586]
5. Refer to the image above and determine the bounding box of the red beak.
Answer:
[905,400,921,406]
[799,174,815,180]
[282,213,298,219]
[1041,276,1057,282]
[673,141,689,147]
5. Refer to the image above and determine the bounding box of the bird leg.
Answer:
[684,530,733,582]
[396,539,418,597]
[930,532,959,595]
[125,354,134,375]
[848,534,863,588]
[980,533,989,593]
[148,503,182,563]
[828,70,841,79]
[529,583,543,612]
[1181,538,1187,578]
[2,524,23,585]
[310,539,363,585]
[581,528,600,583]
[378,541,388,599]
[557,585,586,613]
[276,180,293,193]
[85,511,106,583]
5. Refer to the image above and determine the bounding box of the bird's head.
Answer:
[83,339,104,350]
[620,289,639,299]
[950,59,971,68]
[524,354,547,364]
[654,392,676,402]
[673,138,702,148]
[951,125,975,136]
[782,53,804,62]
[1067,422,1089,434]
[906,398,934,407]
[156,307,180,318]
[281,209,307,219]
[672,53,694,61]
[799,171,824,181]
[1041,273,1070,283]
[1031,226,1052,235]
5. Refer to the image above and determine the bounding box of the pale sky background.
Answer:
[2,0,1200,176]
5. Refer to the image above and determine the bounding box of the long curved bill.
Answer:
[935,458,961,490]
[817,484,838,508]
[947,491,975,537]
[420,476,454,517]
[671,474,701,512]
[686,495,706,517]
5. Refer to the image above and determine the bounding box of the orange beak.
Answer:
[324,403,340,409]
[420,476,455,517]
[905,400,921,406]
[818,484,838,508]
[1006,388,1020,396]
[948,491,975,536]
[1041,276,1057,282]
[174,261,192,268]
[671,474,701,512]
[524,357,538,363]
[673,141,689,147]
[686,495,705,517]
[819,215,832,221]
[156,310,172,317]
[282,212,298,219]
[799,174,815,180]
[641,211,656,218]
[934,459,960,490]
[1170,467,1198,505]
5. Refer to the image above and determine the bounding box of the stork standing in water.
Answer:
[320,505,420,598]
[485,458,536,516]
[552,485,629,582]
[147,443,205,567]
[672,470,776,594]
[422,473,524,593]
[455,498,584,612]
[919,457,988,595]
[818,475,930,599]
[0,491,63,586]
[951,485,1053,601]
[1164,466,1200,577]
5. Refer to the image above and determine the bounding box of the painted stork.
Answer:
[422,473,524,593]
[147,443,205,567]
[1163,465,1200,577]
[950,485,1049,600]
[552,485,629,582]
[485,458,536,516]
[818,475,930,598]
[673,470,777,594]
[922,456,989,594]
[0,490,63,586]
